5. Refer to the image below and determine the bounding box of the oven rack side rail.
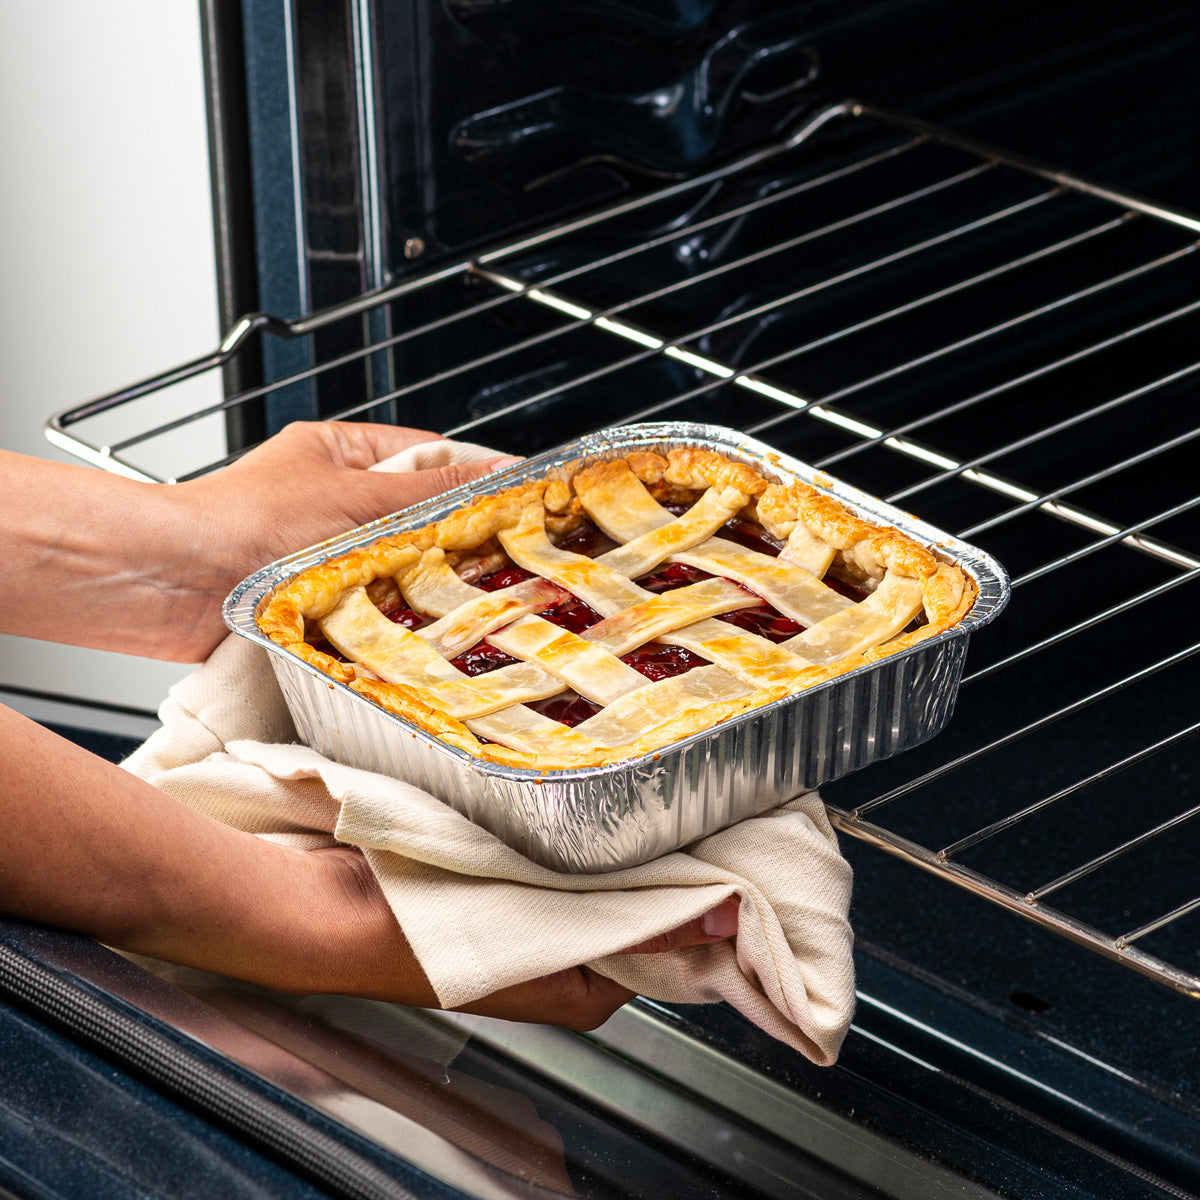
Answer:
[829,808,1200,1000]
[43,100,1200,482]
[43,102,1200,999]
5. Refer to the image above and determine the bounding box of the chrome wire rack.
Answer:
[49,102,1200,997]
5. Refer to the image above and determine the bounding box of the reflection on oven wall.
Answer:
[0,4,225,711]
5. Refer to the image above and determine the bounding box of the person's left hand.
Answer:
[161,421,517,660]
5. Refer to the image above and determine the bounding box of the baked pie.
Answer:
[257,447,975,770]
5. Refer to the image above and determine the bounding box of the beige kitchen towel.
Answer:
[122,438,856,1065]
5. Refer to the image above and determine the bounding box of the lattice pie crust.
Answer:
[258,448,974,770]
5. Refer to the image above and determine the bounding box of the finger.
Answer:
[616,897,740,956]
[311,421,449,470]
[454,965,636,1031]
[352,458,520,518]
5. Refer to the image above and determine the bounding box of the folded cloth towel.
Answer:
[122,437,856,1065]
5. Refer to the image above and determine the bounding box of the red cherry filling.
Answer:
[478,561,604,637]
[366,507,881,706]
[719,604,805,642]
[451,642,516,676]
[719,514,786,556]
[477,566,535,591]
[448,564,608,677]
[638,561,712,592]
[637,562,805,644]
[381,605,428,630]
[825,576,869,603]
[554,521,619,558]
[621,643,708,680]
[547,596,603,634]
[450,592,606,677]
[530,693,603,727]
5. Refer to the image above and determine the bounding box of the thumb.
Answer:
[351,455,524,520]
[616,898,740,956]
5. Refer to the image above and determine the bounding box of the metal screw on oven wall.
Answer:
[404,237,426,259]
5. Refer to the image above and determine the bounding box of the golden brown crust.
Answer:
[350,675,485,755]
[256,448,977,771]
[660,446,771,496]
[292,641,358,685]
[572,459,631,496]
[625,450,668,484]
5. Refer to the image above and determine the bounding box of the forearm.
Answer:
[0,703,433,1000]
[0,450,215,659]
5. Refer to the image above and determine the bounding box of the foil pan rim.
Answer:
[224,421,1009,786]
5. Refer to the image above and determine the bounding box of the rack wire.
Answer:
[48,102,1200,997]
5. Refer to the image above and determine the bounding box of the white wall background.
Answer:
[0,3,225,710]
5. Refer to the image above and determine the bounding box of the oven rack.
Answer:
[48,102,1200,998]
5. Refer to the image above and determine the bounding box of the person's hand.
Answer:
[161,421,518,660]
[187,421,515,573]
[454,899,741,1029]
[2,707,734,1034]
[300,846,739,1031]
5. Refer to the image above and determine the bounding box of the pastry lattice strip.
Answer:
[318,466,925,761]
[572,460,926,669]
[320,479,769,750]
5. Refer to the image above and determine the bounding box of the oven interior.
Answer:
[25,2,1200,1197]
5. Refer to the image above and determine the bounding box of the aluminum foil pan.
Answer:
[224,422,1009,873]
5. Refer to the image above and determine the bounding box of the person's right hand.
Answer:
[454,897,741,1029]
[305,845,739,1031]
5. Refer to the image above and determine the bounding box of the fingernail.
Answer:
[701,901,738,938]
[487,455,525,471]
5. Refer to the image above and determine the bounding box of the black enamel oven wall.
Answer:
[208,0,1196,437]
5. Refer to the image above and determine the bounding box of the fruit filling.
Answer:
[365,514,871,727]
